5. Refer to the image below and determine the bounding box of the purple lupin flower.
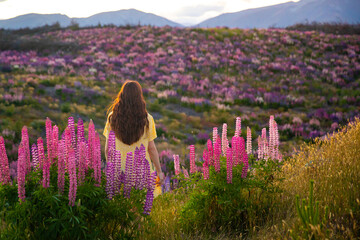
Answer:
[133,147,139,187]
[136,144,146,189]
[68,148,77,206]
[143,171,156,215]
[114,150,121,194]
[106,161,115,200]
[21,126,31,174]
[124,152,133,198]
[58,140,66,194]
[141,155,150,190]
[52,125,59,165]
[37,138,45,170]
[173,154,180,175]
[189,145,196,174]
[0,136,10,185]
[31,143,39,170]
[45,118,53,163]
[226,147,233,184]
[17,144,26,203]
[107,131,116,163]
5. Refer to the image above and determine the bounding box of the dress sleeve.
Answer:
[103,113,112,138]
[148,114,157,141]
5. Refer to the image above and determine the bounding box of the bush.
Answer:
[178,157,283,237]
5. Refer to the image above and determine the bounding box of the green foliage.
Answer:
[178,157,283,237]
[0,164,148,240]
[293,180,329,239]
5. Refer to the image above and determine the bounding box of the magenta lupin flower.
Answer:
[88,120,96,170]
[0,136,10,185]
[78,141,86,185]
[106,161,115,200]
[189,145,196,174]
[124,152,133,198]
[68,148,77,206]
[173,154,180,175]
[143,171,156,215]
[231,136,241,166]
[17,144,26,203]
[214,137,221,172]
[221,123,228,156]
[37,138,45,169]
[64,128,72,170]
[226,147,233,184]
[21,126,31,174]
[202,149,209,180]
[58,140,65,194]
[67,116,76,150]
[45,118,53,162]
[207,139,213,166]
[42,151,50,188]
[246,127,252,155]
[235,117,241,137]
[77,118,85,143]
[52,125,59,165]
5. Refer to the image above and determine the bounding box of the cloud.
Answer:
[0,0,8,2]
[177,2,225,17]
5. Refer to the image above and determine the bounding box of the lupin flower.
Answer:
[106,161,115,200]
[221,123,228,156]
[88,120,96,169]
[173,154,180,175]
[68,149,77,206]
[114,150,121,193]
[143,171,156,215]
[77,118,85,144]
[21,126,31,173]
[231,136,241,166]
[124,152,133,198]
[226,147,233,184]
[64,128,71,169]
[246,127,252,155]
[0,136,10,185]
[235,117,241,137]
[67,116,76,150]
[17,144,26,203]
[78,141,86,185]
[202,149,209,180]
[45,118,53,162]
[42,152,50,188]
[212,127,218,149]
[31,144,39,170]
[52,125,59,165]
[37,138,45,169]
[257,136,263,159]
[214,137,221,172]
[189,145,196,174]
[183,168,190,178]
[207,139,213,166]
[58,140,66,194]
[107,130,116,163]
[94,133,102,185]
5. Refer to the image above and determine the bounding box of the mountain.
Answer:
[196,0,360,28]
[0,9,182,29]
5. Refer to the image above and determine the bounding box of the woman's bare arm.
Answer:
[148,140,165,184]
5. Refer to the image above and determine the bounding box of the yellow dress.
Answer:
[103,112,162,197]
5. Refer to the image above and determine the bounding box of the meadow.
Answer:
[0,24,359,239]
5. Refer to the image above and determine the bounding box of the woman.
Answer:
[103,80,164,196]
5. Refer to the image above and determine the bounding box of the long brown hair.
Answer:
[107,80,149,145]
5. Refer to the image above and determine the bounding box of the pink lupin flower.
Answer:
[37,138,45,169]
[42,149,50,188]
[226,147,233,184]
[207,139,213,166]
[52,125,59,165]
[257,136,263,160]
[173,154,180,175]
[78,141,86,185]
[221,123,228,156]
[189,145,196,174]
[88,120,96,170]
[235,117,241,137]
[214,137,221,173]
[246,127,252,155]
[203,149,209,180]
[17,144,26,203]
[68,148,77,206]
[45,118,53,162]
[0,136,10,185]
[64,128,71,170]
[58,140,65,194]
[231,136,241,166]
[21,126,31,174]
[261,128,268,160]
[212,127,218,149]
[31,144,39,170]
[67,116,76,150]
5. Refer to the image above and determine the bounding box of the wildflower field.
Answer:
[0,25,359,239]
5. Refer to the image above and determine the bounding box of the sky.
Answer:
[0,0,300,25]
